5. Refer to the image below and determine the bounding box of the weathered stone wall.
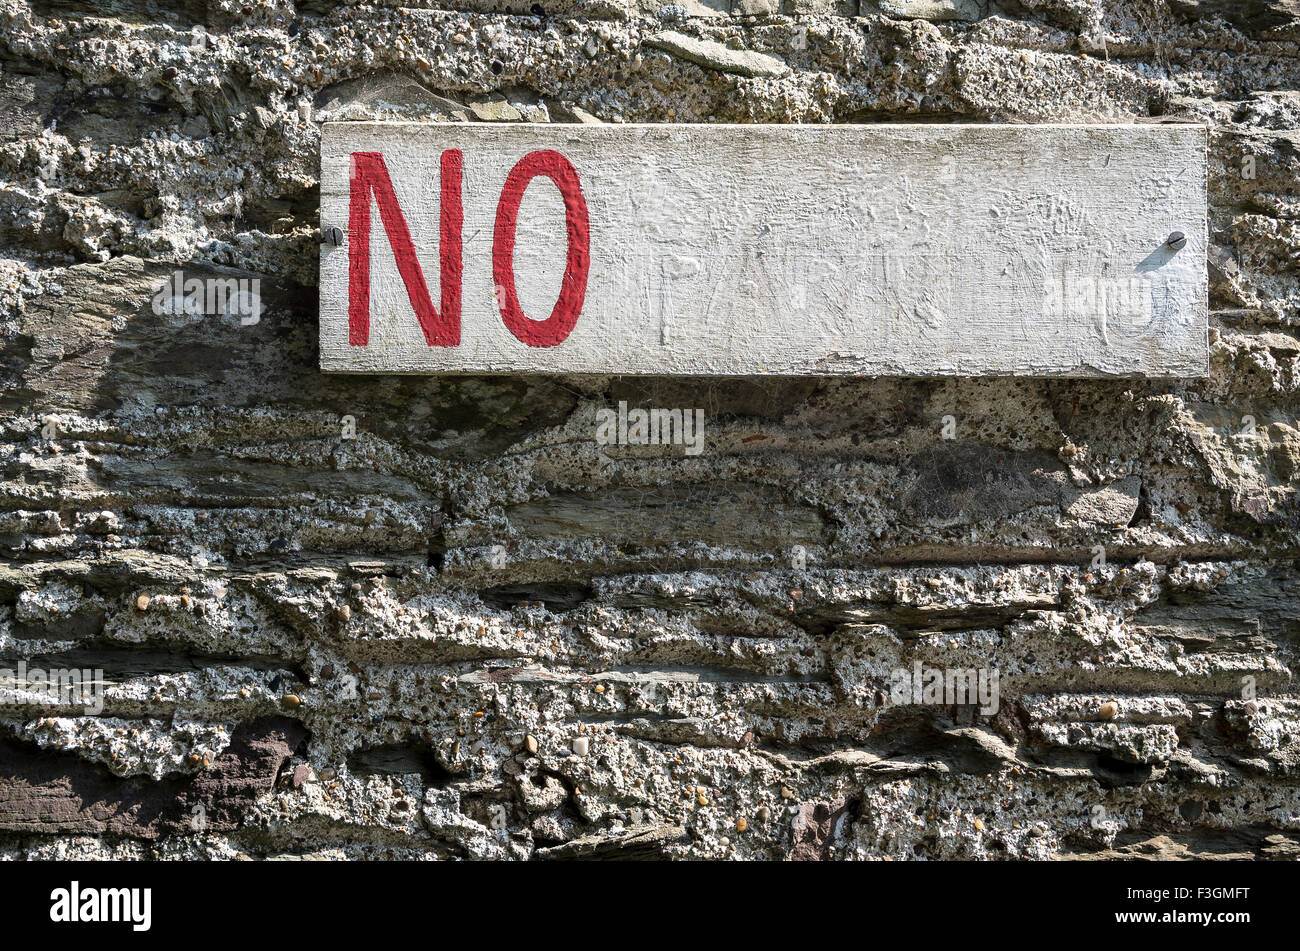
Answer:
[0,0,1298,860]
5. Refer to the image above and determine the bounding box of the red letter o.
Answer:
[492,150,590,348]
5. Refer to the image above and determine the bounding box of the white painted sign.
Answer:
[320,123,1206,376]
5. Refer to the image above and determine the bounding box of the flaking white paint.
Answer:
[320,122,1207,377]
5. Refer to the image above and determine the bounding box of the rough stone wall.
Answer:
[0,0,1298,861]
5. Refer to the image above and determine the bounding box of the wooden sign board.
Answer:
[320,123,1206,377]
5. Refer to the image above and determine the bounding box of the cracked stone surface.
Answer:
[0,0,1298,860]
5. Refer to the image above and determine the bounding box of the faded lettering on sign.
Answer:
[319,123,1207,377]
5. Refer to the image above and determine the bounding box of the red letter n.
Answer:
[348,150,463,347]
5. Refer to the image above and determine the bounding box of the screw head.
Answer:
[1165,231,1187,251]
[323,226,344,246]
